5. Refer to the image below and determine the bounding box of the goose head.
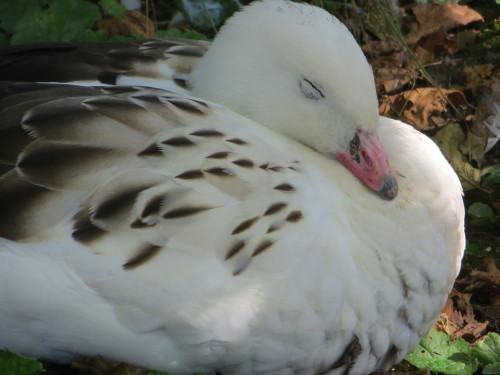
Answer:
[191,0,398,200]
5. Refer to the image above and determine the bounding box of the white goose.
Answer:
[0,1,465,375]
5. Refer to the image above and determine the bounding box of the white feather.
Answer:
[0,1,464,374]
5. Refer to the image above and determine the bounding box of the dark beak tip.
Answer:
[377,174,398,201]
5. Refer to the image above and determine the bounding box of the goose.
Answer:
[0,1,465,374]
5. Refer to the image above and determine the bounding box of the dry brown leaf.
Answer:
[462,64,500,92]
[470,258,500,289]
[370,51,409,70]
[374,67,412,93]
[434,290,489,342]
[362,39,402,56]
[457,258,500,293]
[95,18,122,37]
[379,87,467,130]
[120,10,155,38]
[454,258,500,331]
[493,200,500,214]
[454,30,479,51]
[412,30,458,65]
[406,3,483,45]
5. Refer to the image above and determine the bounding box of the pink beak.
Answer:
[336,128,398,200]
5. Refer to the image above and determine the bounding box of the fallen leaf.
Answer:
[406,3,483,45]
[370,52,408,70]
[95,18,122,37]
[120,10,155,38]
[435,290,489,342]
[454,30,479,51]
[462,64,499,92]
[460,96,495,166]
[374,66,412,94]
[483,83,500,152]
[455,258,500,333]
[380,88,467,130]
[432,123,482,190]
[362,39,402,56]
[412,29,458,65]
[470,258,500,289]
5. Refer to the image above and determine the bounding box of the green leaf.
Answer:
[467,202,498,228]
[99,0,126,20]
[484,362,500,374]
[0,0,48,35]
[482,164,500,187]
[432,123,482,191]
[50,0,101,27]
[0,32,9,46]
[405,330,478,375]
[176,0,242,29]
[468,202,496,220]
[0,350,44,375]
[473,333,500,368]
[147,370,168,375]
[10,0,102,44]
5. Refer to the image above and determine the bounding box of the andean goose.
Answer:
[0,1,465,374]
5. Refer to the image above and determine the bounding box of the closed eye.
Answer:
[299,78,325,100]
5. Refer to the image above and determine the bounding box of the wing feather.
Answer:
[0,39,210,89]
[0,83,322,282]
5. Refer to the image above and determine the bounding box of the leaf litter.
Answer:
[360,0,499,372]
[0,0,499,374]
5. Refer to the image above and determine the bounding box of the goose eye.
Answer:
[299,78,325,100]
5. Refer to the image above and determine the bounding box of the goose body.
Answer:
[0,1,464,374]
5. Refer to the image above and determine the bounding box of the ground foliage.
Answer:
[0,0,499,374]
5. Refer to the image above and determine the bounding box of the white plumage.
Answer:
[0,1,464,374]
